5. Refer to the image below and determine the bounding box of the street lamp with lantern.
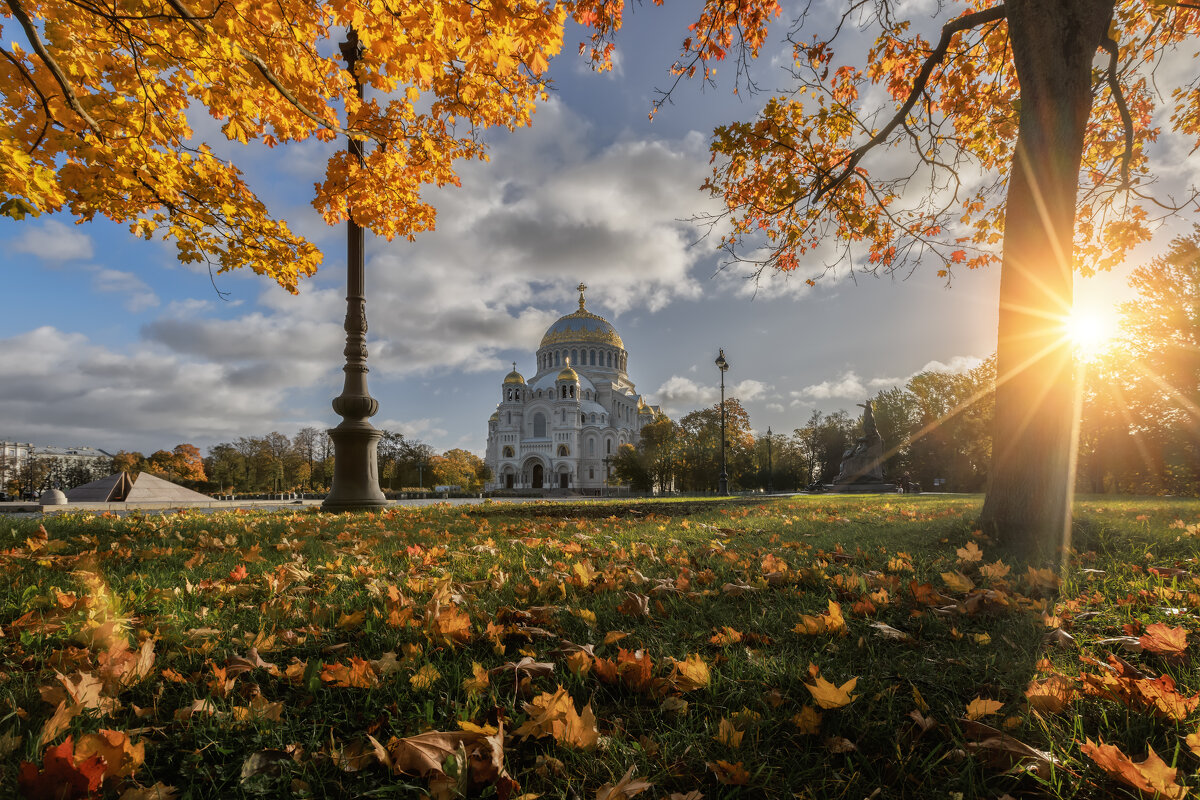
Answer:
[765,426,773,494]
[715,348,729,495]
[323,28,387,511]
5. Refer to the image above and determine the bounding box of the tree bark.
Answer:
[979,0,1115,558]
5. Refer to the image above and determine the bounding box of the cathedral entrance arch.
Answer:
[531,463,544,489]
[559,473,569,490]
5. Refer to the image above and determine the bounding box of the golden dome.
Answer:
[503,362,525,385]
[539,283,624,349]
[558,358,579,382]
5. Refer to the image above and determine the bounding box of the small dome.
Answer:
[558,362,579,382]
[639,404,654,416]
[490,411,499,420]
[540,283,624,349]
[503,362,525,385]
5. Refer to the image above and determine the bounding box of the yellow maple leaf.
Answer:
[956,541,983,564]
[793,600,847,636]
[804,675,859,709]
[555,702,600,750]
[979,559,1011,580]
[462,662,490,695]
[1082,739,1188,800]
[792,705,823,734]
[670,654,710,692]
[714,717,744,748]
[964,696,1003,720]
[940,570,976,594]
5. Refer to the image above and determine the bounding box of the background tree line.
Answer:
[615,229,1199,497]
[10,429,490,497]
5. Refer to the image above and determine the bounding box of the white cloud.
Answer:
[914,355,983,375]
[90,268,160,312]
[766,402,784,413]
[0,327,325,451]
[733,379,769,402]
[375,417,448,440]
[652,375,717,415]
[794,371,866,400]
[10,219,94,263]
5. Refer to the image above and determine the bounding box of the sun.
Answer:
[1064,307,1115,359]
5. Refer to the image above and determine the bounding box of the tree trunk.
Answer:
[979,0,1115,558]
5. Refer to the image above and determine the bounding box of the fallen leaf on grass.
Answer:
[940,571,976,594]
[714,718,743,748]
[959,720,1058,779]
[463,662,490,694]
[1025,674,1076,713]
[388,728,508,789]
[869,621,912,641]
[18,737,106,800]
[825,736,856,754]
[74,729,145,779]
[240,749,293,782]
[618,593,650,617]
[957,541,983,565]
[1140,623,1188,658]
[1187,731,1200,757]
[595,765,653,800]
[804,673,858,709]
[792,706,822,734]
[965,697,1004,720]
[117,784,179,800]
[669,654,710,691]
[793,601,847,636]
[708,760,750,785]
[604,631,630,645]
[1082,739,1187,799]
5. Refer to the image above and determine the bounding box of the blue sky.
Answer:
[0,2,1179,457]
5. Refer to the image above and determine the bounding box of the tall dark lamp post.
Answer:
[715,349,729,495]
[323,28,387,511]
[766,426,773,494]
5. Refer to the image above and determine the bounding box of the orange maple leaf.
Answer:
[1140,623,1188,658]
[1081,739,1187,799]
[804,674,858,709]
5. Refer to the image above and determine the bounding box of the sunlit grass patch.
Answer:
[1,495,1198,798]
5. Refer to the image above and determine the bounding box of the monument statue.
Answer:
[833,399,886,485]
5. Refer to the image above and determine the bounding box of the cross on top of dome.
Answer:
[577,282,587,309]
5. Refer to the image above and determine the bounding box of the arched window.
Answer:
[533,412,547,437]
[558,444,570,457]
[588,438,595,455]
[569,385,575,398]
[589,467,595,479]
[555,352,560,366]
[571,348,578,365]
[502,446,514,458]
[606,439,612,454]
[607,351,613,367]
[590,349,596,365]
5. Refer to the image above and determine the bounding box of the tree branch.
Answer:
[1100,35,1135,190]
[0,47,55,151]
[812,4,1008,201]
[161,0,377,142]
[4,0,106,140]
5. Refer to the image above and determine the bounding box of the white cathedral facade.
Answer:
[485,285,661,493]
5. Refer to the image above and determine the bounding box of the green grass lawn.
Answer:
[2,494,1198,799]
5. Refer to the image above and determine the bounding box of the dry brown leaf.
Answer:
[617,593,650,617]
[595,765,653,800]
[940,571,976,594]
[960,720,1058,779]
[868,621,912,641]
[708,760,750,785]
[956,541,983,564]
[39,700,82,744]
[1025,674,1076,713]
[117,784,179,800]
[825,736,857,754]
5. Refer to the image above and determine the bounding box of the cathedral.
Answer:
[485,284,661,493]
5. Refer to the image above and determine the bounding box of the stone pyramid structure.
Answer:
[64,471,211,504]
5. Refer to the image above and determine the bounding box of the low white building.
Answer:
[1,441,114,492]
[484,285,661,493]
